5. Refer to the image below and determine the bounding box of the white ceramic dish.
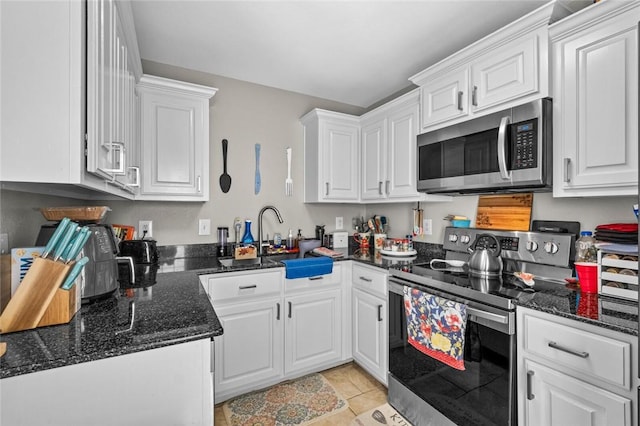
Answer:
[379,249,418,257]
[429,259,467,268]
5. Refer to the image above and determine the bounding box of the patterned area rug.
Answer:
[223,373,348,425]
[351,403,411,426]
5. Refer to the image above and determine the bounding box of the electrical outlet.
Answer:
[199,219,211,236]
[335,216,344,230]
[0,233,8,254]
[139,220,153,238]
[423,218,433,236]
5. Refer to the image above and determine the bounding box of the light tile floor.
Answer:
[214,362,388,425]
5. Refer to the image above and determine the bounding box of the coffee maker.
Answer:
[36,223,120,301]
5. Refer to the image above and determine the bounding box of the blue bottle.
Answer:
[241,220,254,244]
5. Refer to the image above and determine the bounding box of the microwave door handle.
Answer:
[497,116,512,180]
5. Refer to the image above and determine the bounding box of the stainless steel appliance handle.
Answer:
[497,116,512,180]
[526,371,535,400]
[467,306,508,325]
[548,341,589,358]
[563,158,571,183]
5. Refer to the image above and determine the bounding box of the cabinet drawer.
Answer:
[352,263,387,297]
[284,264,341,293]
[208,270,282,303]
[522,314,631,389]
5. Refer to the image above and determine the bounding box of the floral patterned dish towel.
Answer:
[403,286,467,370]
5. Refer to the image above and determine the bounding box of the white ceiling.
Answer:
[130,0,550,108]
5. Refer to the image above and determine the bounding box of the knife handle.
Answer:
[41,217,71,258]
[53,223,78,262]
[61,257,90,290]
[63,227,91,263]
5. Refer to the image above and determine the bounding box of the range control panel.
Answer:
[443,227,574,268]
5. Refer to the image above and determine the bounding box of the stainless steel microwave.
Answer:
[417,98,552,194]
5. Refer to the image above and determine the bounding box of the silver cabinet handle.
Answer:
[126,166,140,187]
[276,302,280,320]
[472,85,478,106]
[103,142,125,174]
[288,301,292,318]
[359,276,373,282]
[457,91,463,111]
[527,370,535,400]
[308,276,324,281]
[378,181,383,195]
[239,285,257,290]
[377,305,383,322]
[548,341,589,358]
[563,158,571,183]
[385,180,390,195]
[497,116,511,180]
[325,182,329,196]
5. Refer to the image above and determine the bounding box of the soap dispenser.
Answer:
[241,220,254,244]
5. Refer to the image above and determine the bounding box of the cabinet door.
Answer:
[471,33,538,112]
[420,68,469,129]
[321,120,359,201]
[352,288,387,384]
[87,0,120,180]
[553,12,638,196]
[214,299,283,401]
[285,289,342,375]
[139,91,207,198]
[386,101,419,198]
[360,118,386,200]
[522,360,631,426]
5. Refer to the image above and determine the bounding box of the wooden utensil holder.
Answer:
[0,257,78,334]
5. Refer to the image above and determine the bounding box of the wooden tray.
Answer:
[476,193,533,231]
[0,257,71,334]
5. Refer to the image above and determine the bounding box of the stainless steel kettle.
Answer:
[467,233,503,277]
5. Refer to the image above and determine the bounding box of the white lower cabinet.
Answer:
[351,263,388,385]
[284,288,342,375]
[0,339,213,426]
[517,307,637,426]
[206,265,345,402]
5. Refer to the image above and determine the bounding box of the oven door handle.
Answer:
[497,115,512,180]
[467,306,508,325]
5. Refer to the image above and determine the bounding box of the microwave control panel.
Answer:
[511,119,538,170]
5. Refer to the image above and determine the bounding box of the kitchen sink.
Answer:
[217,253,299,268]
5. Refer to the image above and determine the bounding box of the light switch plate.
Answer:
[423,219,433,235]
[335,216,344,230]
[199,219,211,236]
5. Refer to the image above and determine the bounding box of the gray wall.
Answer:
[0,61,637,249]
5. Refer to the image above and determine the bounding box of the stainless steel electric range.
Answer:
[388,227,575,426]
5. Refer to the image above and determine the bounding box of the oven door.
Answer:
[388,278,516,426]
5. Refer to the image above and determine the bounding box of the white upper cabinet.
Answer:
[301,109,360,203]
[136,75,217,201]
[411,1,569,132]
[0,0,141,199]
[550,1,639,197]
[361,90,423,202]
[87,0,142,193]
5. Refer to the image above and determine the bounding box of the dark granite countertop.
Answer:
[159,242,638,336]
[0,270,223,379]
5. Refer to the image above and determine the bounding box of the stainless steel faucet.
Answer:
[257,205,284,255]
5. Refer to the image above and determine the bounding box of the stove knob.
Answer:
[544,241,559,254]
[460,235,470,244]
[526,240,538,252]
[448,234,459,243]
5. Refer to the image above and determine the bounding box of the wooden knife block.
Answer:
[0,257,79,334]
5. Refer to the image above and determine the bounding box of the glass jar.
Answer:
[575,231,597,263]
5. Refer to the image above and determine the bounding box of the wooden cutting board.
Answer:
[476,193,533,231]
